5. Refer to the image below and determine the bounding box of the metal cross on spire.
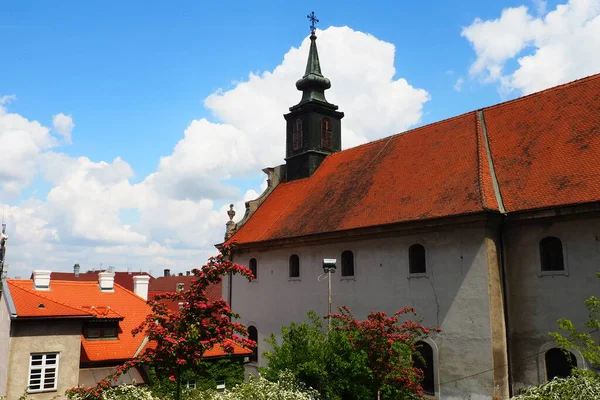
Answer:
[307,11,319,34]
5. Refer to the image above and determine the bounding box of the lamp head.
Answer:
[322,258,337,273]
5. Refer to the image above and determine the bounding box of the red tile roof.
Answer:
[149,276,222,312]
[230,74,600,245]
[7,279,151,363]
[44,271,154,292]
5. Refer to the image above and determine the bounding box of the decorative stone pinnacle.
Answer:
[227,204,235,222]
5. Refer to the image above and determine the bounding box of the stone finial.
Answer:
[227,204,236,221]
[225,204,237,240]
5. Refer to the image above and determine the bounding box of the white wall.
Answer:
[227,226,499,399]
[505,216,600,392]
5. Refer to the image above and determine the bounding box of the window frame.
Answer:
[248,325,259,363]
[538,236,569,277]
[292,119,303,152]
[28,352,60,393]
[83,321,119,340]
[249,258,258,281]
[341,250,355,279]
[413,341,436,397]
[538,342,585,383]
[408,243,428,277]
[289,254,301,280]
[321,117,333,149]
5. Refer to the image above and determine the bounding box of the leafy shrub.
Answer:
[511,369,600,400]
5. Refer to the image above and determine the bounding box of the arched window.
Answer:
[289,254,300,278]
[341,250,354,277]
[248,325,258,363]
[409,244,426,274]
[545,348,576,381]
[413,341,435,396]
[249,258,258,280]
[321,117,332,149]
[540,237,564,271]
[292,119,303,151]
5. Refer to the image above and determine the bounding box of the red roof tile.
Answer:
[230,74,600,245]
[45,271,154,292]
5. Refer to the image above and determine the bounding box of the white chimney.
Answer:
[32,270,51,290]
[133,275,150,300]
[98,271,115,292]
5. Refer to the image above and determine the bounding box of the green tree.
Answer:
[262,308,437,400]
[550,273,600,368]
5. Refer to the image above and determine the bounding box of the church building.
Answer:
[222,26,600,399]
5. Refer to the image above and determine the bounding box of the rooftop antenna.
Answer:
[0,222,8,281]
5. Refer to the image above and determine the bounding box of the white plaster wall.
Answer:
[227,227,497,399]
[0,291,11,397]
[505,216,600,393]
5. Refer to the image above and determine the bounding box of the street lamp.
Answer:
[322,258,337,331]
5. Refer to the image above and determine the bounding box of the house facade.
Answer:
[223,29,600,399]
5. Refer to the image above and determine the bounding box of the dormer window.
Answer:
[292,119,303,151]
[321,118,332,149]
[83,321,119,339]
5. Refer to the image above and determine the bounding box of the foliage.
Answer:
[511,369,600,400]
[550,272,600,368]
[185,370,320,400]
[149,358,245,399]
[263,308,438,400]
[66,242,254,399]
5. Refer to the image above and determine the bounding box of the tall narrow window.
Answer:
[28,353,59,393]
[249,258,258,280]
[413,341,435,396]
[289,254,300,278]
[248,325,258,363]
[341,250,354,277]
[540,237,564,271]
[292,119,303,151]
[545,348,576,381]
[409,244,426,274]
[321,118,332,149]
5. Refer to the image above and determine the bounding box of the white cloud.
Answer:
[52,113,75,143]
[454,77,465,92]
[1,26,429,278]
[533,0,548,15]
[462,0,600,95]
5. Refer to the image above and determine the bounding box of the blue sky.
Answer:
[1,0,598,277]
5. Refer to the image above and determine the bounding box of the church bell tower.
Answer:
[284,12,344,182]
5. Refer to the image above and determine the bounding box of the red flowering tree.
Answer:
[331,306,440,400]
[67,242,255,400]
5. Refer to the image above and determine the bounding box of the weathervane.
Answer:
[307,11,319,34]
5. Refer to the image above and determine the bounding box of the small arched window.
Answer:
[249,258,258,280]
[545,348,576,381]
[540,237,564,271]
[341,250,354,277]
[292,119,303,151]
[409,244,426,274]
[321,118,332,149]
[413,341,435,396]
[248,325,258,363]
[289,254,300,278]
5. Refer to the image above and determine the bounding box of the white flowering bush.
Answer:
[66,384,157,400]
[186,370,319,400]
[512,370,600,400]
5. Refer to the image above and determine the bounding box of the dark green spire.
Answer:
[294,32,332,106]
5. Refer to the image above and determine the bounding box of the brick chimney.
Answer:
[98,271,115,292]
[32,270,51,290]
[163,269,170,277]
[133,275,150,301]
[73,264,81,278]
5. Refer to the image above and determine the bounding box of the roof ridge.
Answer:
[7,281,93,316]
[481,72,600,112]
[474,111,488,210]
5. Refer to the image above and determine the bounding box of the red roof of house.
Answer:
[230,74,600,245]
[7,279,151,363]
[44,271,154,292]
[149,275,222,312]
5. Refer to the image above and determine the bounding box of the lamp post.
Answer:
[322,258,337,331]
